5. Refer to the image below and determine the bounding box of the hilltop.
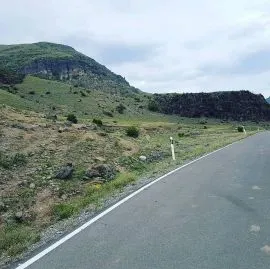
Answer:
[0,42,138,94]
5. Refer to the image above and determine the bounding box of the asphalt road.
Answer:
[16,132,270,269]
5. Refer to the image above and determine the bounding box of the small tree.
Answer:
[93,119,103,126]
[148,100,159,112]
[126,126,139,138]
[67,114,78,124]
[116,104,126,114]
[237,126,244,132]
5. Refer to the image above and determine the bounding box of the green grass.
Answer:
[0,89,37,110]
[7,76,149,118]
[0,151,27,169]
[53,203,77,220]
[0,225,40,257]
[52,172,137,220]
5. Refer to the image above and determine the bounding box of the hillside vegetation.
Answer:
[0,42,138,93]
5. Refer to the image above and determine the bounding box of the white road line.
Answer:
[16,140,240,269]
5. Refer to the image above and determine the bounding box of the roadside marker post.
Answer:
[170,137,176,161]
[243,126,247,135]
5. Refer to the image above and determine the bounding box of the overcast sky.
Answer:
[1,0,270,97]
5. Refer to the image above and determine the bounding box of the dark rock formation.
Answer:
[85,164,116,181]
[55,163,74,179]
[151,91,270,121]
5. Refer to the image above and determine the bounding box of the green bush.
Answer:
[103,111,113,117]
[0,152,27,169]
[126,126,139,138]
[80,91,86,97]
[178,132,190,138]
[53,203,77,220]
[0,225,40,257]
[93,118,103,126]
[237,126,244,132]
[67,114,78,124]
[148,100,159,112]
[116,104,126,114]
[28,91,35,95]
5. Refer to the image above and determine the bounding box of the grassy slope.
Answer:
[0,76,150,119]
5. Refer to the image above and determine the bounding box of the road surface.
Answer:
[15,132,270,269]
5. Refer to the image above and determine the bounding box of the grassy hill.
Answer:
[0,75,152,121]
[0,42,138,93]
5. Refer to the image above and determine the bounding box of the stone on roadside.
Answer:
[85,164,116,181]
[139,155,147,161]
[55,163,74,179]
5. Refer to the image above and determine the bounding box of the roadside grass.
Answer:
[52,172,137,220]
[0,151,27,169]
[0,225,40,258]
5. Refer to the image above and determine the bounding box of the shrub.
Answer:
[66,114,78,124]
[126,126,139,138]
[45,91,51,95]
[178,132,190,138]
[148,101,159,112]
[0,225,40,257]
[80,91,86,97]
[93,118,103,126]
[0,152,27,169]
[103,111,114,117]
[116,104,126,114]
[53,203,77,220]
[28,91,35,95]
[237,126,244,132]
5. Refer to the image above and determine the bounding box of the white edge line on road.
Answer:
[16,140,240,269]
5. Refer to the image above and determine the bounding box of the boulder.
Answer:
[147,151,165,163]
[139,156,147,161]
[55,163,74,179]
[85,164,116,181]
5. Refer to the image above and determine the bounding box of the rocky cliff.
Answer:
[151,91,270,121]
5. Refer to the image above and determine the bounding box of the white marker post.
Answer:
[243,126,247,135]
[170,137,176,161]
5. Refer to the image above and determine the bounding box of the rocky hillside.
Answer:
[150,91,270,121]
[0,42,138,93]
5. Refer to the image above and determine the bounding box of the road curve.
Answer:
[14,132,270,269]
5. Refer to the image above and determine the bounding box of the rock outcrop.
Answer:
[151,91,270,121]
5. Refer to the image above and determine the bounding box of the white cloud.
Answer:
[1,0,270,96]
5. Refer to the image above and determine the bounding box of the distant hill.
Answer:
[266,97,270,104]
[0,42,139,94]
[150,91,270,121]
